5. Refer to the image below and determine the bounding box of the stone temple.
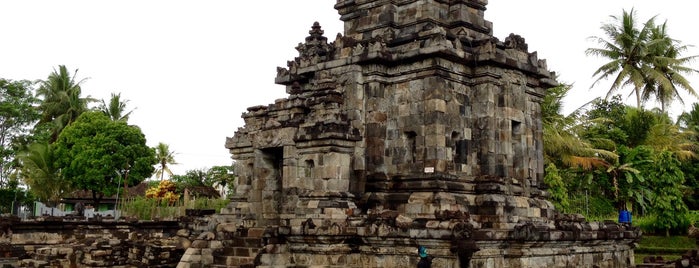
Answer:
[178,1,640,267]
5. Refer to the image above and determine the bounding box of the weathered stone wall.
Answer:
[0,215,195,268]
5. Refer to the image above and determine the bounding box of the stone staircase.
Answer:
[211,235,264,267]
[177,225,266,268]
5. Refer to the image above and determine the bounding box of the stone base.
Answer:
[471,242,635,268]
[254,240,635,268]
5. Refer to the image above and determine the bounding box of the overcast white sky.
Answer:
[2,1,698,177]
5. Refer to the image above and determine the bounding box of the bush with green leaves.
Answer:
[120,196,229,220]
[647,151,689,236]
[635,213,696,236]
[544,164,569,211]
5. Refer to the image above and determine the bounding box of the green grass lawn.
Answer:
[635,235,696,264]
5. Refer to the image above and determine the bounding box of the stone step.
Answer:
[636,264,671,268]
[0,258,18,268]
[17,259,48,268]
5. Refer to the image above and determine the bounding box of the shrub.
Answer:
[187,197,229,210]
[544,164,569,211]
[120,196,230,220]
[145,180,180,205]
[120,196,183,220]
[634,211,699,236]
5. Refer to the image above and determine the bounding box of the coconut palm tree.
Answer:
[641,22,699,113]
[587,9,660,109]
[154,142,177,180]
[36,65,94,142]
[19,142,70,207]
[98,92,133,122]
[542,84,617,169]
[678,103,699,135]
[643,109,696,160]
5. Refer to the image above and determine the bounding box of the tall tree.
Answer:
[642,109,695,160]
[587,9,659,108]
[542,84,616,169]
[154,142,177,181]
[36,65,94,142]
[677,103,699,209]
[619,107,657,147]
[171,165,236,197]
[575,98,655,214]
[543,164,570,211]
[19,142,68,207]
[600,145,653,212]
[171,169,209,189]
[208,165,236,196]
[98,92,133,122]
[677,103,699,134]
[53,111,156,207]
[0,177,33,214]
[0,79,40,185]
[647,151,688,236]
[641,21,699,112]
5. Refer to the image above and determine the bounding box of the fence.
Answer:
[564,190,618,220]
[33,202,118,219]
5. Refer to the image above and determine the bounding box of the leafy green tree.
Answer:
[154,142,177,180]
[617,107,657,147]
[171,169,209,191]
[587,9,660,108]
[0,178,34,214]
[582,100,686,153]
[208,165,236,196]
[580,99,674,149]
[36,65,94,142]
[53,111,156,207]
[647,151,688,236]
[171,165,235,197]
[0,79,40,185]
[577,9,699,221]
[580,100,690,215]
[680,156,699,210]
[19,142,68,207]
[580,96,629,150]
[544,164,569,211]
[98,92,133,122]
[604,145,653,212]
[677,103,699,209]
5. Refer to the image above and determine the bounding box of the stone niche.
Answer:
[179,1,640,268]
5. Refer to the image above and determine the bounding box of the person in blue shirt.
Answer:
[417,246,433,268]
